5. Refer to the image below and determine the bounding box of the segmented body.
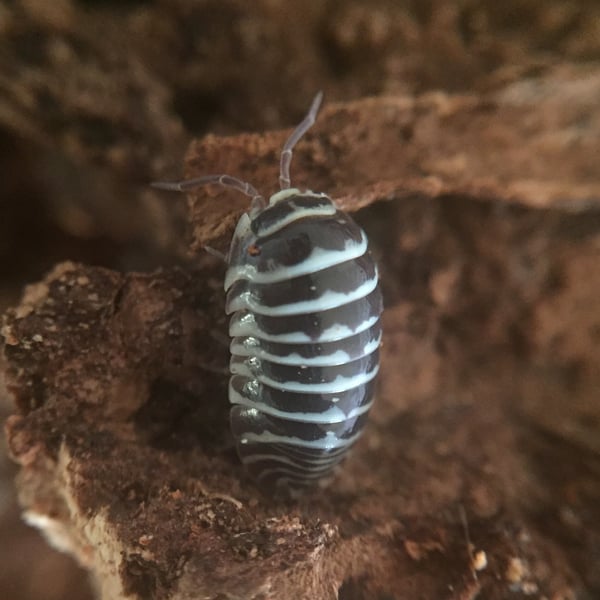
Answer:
[153,92,383,492]
[225,188,382,491]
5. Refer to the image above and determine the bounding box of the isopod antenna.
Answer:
[279,91,323,191]
[151,174,265,212]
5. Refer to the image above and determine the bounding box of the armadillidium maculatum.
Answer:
[154,93,382,493]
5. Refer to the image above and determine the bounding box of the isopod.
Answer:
[154,93,382,492]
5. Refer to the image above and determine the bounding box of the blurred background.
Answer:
[1,1,599,598]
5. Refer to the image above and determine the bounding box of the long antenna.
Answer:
[151,174,265,211]
[279,91,323,190]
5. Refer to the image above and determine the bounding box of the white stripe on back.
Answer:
[239,428,363,450]
[229,384,373,423]
[231,361,379,394]
[225,231,367,289]
[227,274,379,316]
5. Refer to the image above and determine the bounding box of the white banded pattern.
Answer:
[224,230,367,288]
[226,190,382,492]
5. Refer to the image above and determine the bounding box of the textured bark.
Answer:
[2,0,600,599]
[3,62,600,599]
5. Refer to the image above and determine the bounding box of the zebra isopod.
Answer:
[153,92,383,493]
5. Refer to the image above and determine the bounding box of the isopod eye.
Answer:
[247,244,261,256]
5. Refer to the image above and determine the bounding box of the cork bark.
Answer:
[2,1,600,599]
